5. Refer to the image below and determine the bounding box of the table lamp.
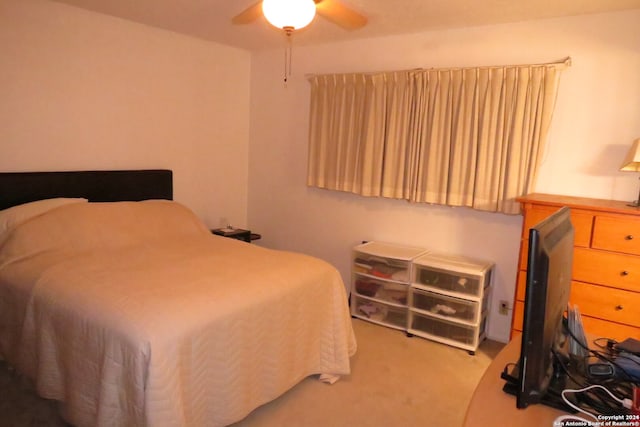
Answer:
[620,138,640,207]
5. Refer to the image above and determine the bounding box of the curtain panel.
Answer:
[307,59,569,214]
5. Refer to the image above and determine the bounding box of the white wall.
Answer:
[0,0,252,228]
[248,10,640,342]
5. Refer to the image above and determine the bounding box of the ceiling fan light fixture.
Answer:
[262,0,317,31]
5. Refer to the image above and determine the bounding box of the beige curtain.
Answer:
[307,59,568,214]
[307,73,406,197]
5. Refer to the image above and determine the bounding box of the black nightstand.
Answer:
[211,228,261,243]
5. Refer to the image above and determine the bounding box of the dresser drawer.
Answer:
[511,288,640,341]
[511,289,640,340]
[522,206,593,247]
[580,316,640,341]
[573,247,640,292]
[519,240,528,270]
[592,215,640,256]
[570,281,640,328]
[512,300,524,332]
[515,270,527,302]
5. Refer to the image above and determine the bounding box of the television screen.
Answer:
[503,206,575,409]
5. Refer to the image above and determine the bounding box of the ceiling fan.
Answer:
[232,0,368,33]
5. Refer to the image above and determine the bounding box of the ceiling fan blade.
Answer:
[231,1,263,25]
[315,0,367,30]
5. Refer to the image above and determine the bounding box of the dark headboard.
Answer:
[0,169,173,210]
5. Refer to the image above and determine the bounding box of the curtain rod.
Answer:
[306,57,572,80]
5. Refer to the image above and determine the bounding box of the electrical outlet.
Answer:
[499,300,509,315]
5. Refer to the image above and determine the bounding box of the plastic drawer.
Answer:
[413,265,482,297]
[410,288,480,324]
[351,295,407,329]
[354,275,408,305]
[353,252,411,282]
[409,312,478,346]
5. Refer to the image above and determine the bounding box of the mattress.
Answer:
[0,200,356,426]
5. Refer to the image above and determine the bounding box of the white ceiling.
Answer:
[51,0,640,51]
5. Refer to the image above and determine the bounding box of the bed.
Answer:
[0,169,356,427]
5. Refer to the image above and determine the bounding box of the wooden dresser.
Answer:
[511,193,640,341]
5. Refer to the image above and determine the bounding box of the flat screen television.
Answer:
[503,206,575,409]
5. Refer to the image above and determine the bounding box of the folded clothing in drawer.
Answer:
[411,288,479,323]
[416,267,481,296]
[354,255,410,281]
[353,295,407,329]
[354,277,407,304]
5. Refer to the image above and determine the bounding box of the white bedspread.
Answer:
[0,201,356,426]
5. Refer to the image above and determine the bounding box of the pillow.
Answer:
[0,198,88,241]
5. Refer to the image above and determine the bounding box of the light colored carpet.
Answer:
[0,319,503,427]
[233,319,503,427]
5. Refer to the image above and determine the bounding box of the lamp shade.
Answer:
[262,0,316,30]
[620,139,640,172]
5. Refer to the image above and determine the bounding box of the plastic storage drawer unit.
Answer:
[409,253,493,354]
[351,241,428,331]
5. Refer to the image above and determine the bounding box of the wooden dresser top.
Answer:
[517,193,640,217]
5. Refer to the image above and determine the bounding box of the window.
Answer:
[307,59,569,214]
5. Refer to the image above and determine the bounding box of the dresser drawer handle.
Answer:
[615,305,624,311]
[625,235,634,240]
[621,271,629,276]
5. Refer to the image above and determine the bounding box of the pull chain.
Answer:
[283,28,293,85]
